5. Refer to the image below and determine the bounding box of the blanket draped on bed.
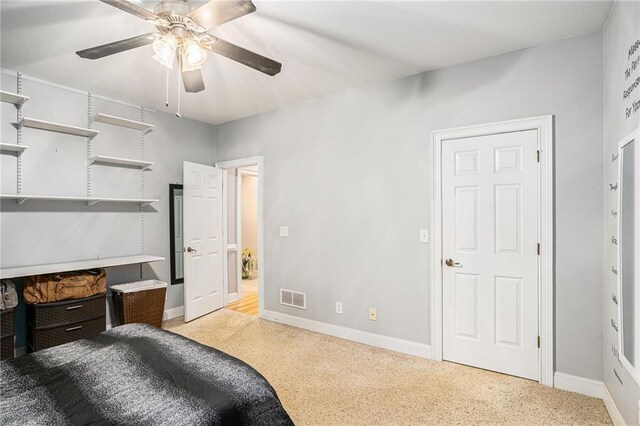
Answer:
[0,324,293,425]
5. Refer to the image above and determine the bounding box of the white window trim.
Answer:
[430,115,554,387]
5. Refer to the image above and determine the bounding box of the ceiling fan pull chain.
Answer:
[176,64,182,118]
[165,66,170,108]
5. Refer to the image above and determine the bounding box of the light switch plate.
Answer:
[279,226,289,237]
[420,229,429,243]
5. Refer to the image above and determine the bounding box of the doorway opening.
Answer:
[228,166,259,316]
[216,157,264,318]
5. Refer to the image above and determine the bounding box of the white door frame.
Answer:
[216,156,265,317]
[221,170,238,305]
[431,115,554,386]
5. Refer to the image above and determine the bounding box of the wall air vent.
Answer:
[280,289,306,309]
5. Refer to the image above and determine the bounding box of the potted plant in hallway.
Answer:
[242,247,256,279]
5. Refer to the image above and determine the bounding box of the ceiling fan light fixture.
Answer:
[184,40,207,68]
[152,34,178,69]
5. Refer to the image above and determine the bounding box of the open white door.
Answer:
[183,161,224,322]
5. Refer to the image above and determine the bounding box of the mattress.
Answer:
[0,323,293,425]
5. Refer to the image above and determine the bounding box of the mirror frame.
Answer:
[616,127,640,385]
[169,184,184,285]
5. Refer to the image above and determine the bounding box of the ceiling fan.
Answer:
[76,0,282,95]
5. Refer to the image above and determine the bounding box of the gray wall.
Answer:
[215,31,605,380]
[603,1,640,424]
[0,71,216,321]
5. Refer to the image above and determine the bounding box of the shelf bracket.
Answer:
[17,197,28,205]
[87,199,101,206]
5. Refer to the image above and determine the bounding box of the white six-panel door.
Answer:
[442,130,539,380]
[183,161,224,322]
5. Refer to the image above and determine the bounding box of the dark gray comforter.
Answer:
[0,324,293,425]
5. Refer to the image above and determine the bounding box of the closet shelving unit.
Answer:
[19,117,99,138]
[0,143,29,156]
[0,90,29,107]
[1,77,163,278]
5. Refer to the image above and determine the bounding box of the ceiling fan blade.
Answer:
[100,0,162,22]
[188,0,256,30]
[182,68,205,93]
[205,36,281,76]
[76,33,158,60]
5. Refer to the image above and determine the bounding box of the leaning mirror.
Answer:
[618,131,639,385]
[169,184,184,284]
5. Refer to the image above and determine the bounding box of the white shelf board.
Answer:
[93,113,154,132]
[89,155,153,170]
[0,194,158,206]
[86,196,159,207]
[0,255,165,279]
[19,117,99,139]
[0,143,29,156]
[0,90,29,107]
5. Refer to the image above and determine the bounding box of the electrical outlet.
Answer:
[279,226,289,237]
[420,229,429,243]
[336,302,343,314]
[369,308,377,321]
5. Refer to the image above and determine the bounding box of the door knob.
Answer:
[186,247,197,253]
[445,258,462,267]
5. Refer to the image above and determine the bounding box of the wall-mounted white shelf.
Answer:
[0,90,29,107]
[0,255,165,279]
[85,196,158,207]
[19,117,99,139]
[89,155,153,170]
[0,194,158,207]
[0,143,29,156]
[93,113,154,132]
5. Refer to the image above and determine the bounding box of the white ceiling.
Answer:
[1,0,612,125]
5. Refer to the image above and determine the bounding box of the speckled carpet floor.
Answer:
[163,310,611,425]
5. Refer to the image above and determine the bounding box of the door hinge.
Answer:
[537,243,541,255]
[537,150,540,162]
[537,336,541,348]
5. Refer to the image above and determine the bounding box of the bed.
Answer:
[0,324,293,425]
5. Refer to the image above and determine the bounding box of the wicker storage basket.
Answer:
[111,280,167,328]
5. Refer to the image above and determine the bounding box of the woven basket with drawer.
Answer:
[111,280,167,328]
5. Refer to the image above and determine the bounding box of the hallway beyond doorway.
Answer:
[227,279,258,316]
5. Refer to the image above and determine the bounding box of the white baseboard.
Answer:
[602,383,626,426]
[227,293,239,303]
[261,309,432,359]
[554,372,604,399]
[554,372,625,425]
[162,305,184,321]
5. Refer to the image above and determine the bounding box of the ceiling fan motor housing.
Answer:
[154,0,193,16]
[154,0,205,35]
